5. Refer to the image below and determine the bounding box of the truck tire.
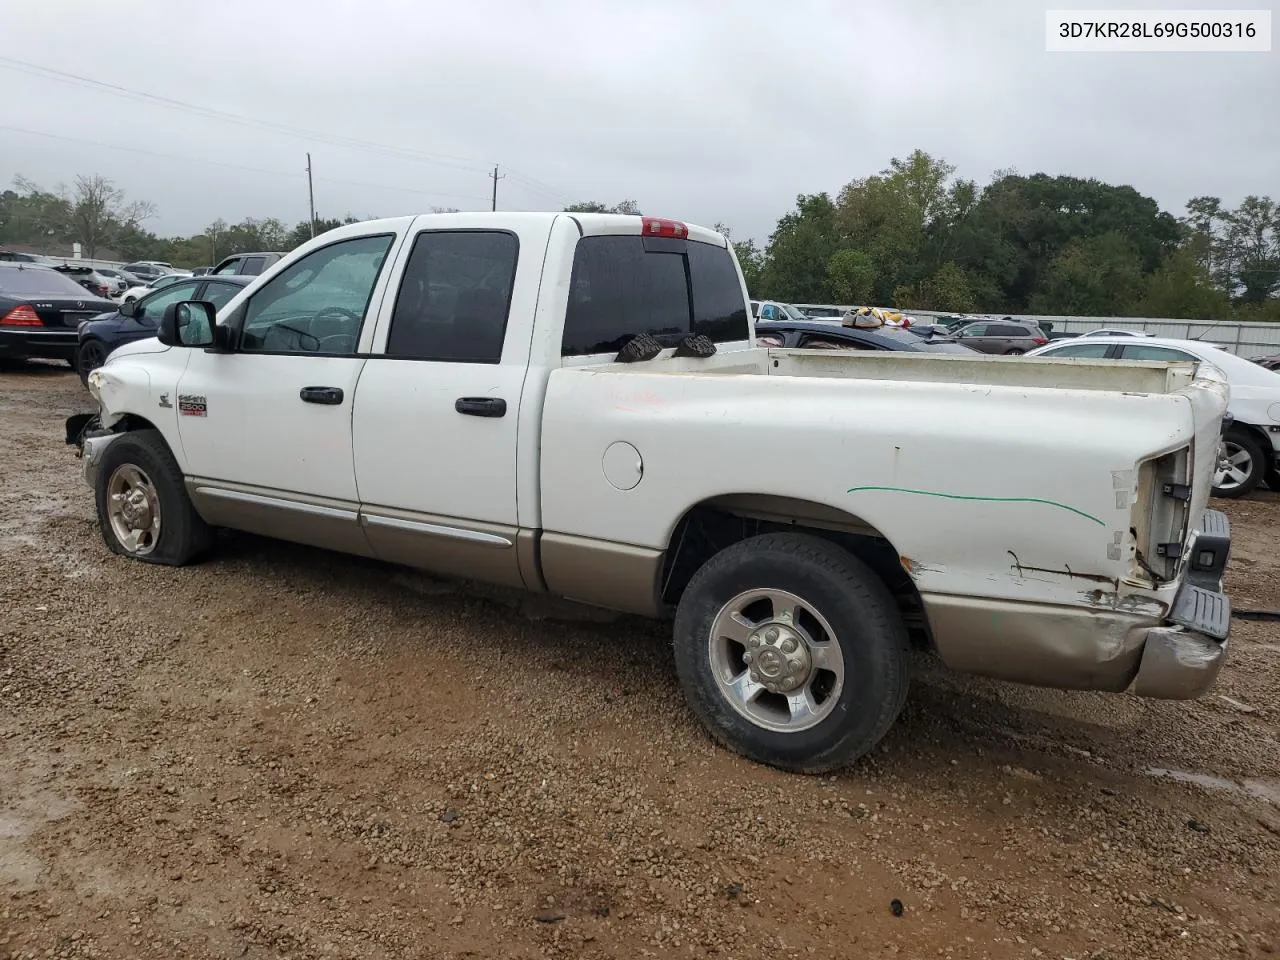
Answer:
[672,532,910,773]
[1213,427,1266,499]
[94,429,212,566]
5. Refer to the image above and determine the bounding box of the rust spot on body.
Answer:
[1007,551,1118,587]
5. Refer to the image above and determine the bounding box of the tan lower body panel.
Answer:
[923,592,1157,692]
[538,532,666,617]
[186,479,661,612]
[357,505,525,590]
[186,479,377,558]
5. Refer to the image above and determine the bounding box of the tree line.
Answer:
[3,153,1277,320]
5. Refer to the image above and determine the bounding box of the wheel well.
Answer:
[113,413,160,434]
[1228,421,1274,463]
[660,495,933,650]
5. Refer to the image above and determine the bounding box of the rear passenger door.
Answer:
[351,220,533,588]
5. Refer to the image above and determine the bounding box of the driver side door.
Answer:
[174,230,402,556]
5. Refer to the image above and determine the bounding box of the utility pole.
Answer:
[490,164,505,212]
[306,152,316,238]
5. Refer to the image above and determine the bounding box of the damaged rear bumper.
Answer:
[924,510,1233,700]
[1131,509,1232,699]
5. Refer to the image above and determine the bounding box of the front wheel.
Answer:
[672,533,910,774]
[94,429,212,565]
[75,338,109,385]
[1213,428,1266,499]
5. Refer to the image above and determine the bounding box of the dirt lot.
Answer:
[1,364,1278,960]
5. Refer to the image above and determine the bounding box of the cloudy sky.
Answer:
[2,0,1276,244]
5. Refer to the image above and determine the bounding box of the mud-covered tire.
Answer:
[94,429,212,565]
[672,532,910,774]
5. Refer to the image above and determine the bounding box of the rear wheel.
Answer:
[94,429,212,565]
[1005,347,1025,355]
[1213,428,1266,499]
[672,532,910,774]
[75,338,109,385]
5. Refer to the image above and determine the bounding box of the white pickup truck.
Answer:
[66,212,1234,773]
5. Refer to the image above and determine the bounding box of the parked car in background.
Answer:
[798,305,844,318]
[1027,335,1280,498]
[121,262,175,282]
[750,300,812,322]
[54,264,119,299]
[210,251,285,276]
[1251,353,1280,371]
[0,263,116,366]
[755,319,977,354]
[0,250,60,267]
[75,274,253,383]
[1079,328,1154,338]
[946,319,1048,355]
[121,273,192,303]
[95,266,144,292]
[190,266,211,276]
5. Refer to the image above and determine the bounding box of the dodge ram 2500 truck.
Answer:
[66,212,1233,773]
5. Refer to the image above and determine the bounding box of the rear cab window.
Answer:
[561,231,748,357]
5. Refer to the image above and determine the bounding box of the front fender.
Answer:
[85,342,192,471]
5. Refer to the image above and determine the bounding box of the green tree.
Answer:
[758,192,838,301]
[563,200,642,215]
[1030,231,1146,316]
[1131,248,1232,320]
[825,248,876,304]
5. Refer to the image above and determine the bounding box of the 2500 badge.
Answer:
[177,394,207,417]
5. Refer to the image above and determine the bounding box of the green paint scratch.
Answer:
[845,485,1106,527]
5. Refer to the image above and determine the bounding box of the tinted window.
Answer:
[1043,342,1113,358]
[0,266,93,297]
[386,230,519,363]
[136,281,203,321]
[562,236,748,357]
[240,234,393,355]
[1121,345,1199,363]
[242,257,267,275]
[200,280,246,310]
[991,324,1029,337]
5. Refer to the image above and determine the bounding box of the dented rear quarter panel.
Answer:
[539,359,1226,617]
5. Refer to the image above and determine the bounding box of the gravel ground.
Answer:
[1,363,1278,960]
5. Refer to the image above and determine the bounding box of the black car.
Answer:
[75,274,253,382]
[754,319,977,354]
[0,264,117,367]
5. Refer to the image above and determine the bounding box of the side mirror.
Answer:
[118,299,138,318]
[158,300,216,348]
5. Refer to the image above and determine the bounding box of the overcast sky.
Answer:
[2,0,1276,245]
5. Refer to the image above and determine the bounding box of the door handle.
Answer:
[299,386,344,405]
[455,397,507,418]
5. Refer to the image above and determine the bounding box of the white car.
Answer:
[1078,328,1153,338]
[1027,335,1280,497]
[121,272,192,303]
[69,212,1232,773]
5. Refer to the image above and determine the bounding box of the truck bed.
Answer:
[575,344,1200,395]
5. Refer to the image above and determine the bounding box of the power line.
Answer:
[0,124,494,207]
[0,55,577,203]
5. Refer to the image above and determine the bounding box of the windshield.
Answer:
[0,266,98,297]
